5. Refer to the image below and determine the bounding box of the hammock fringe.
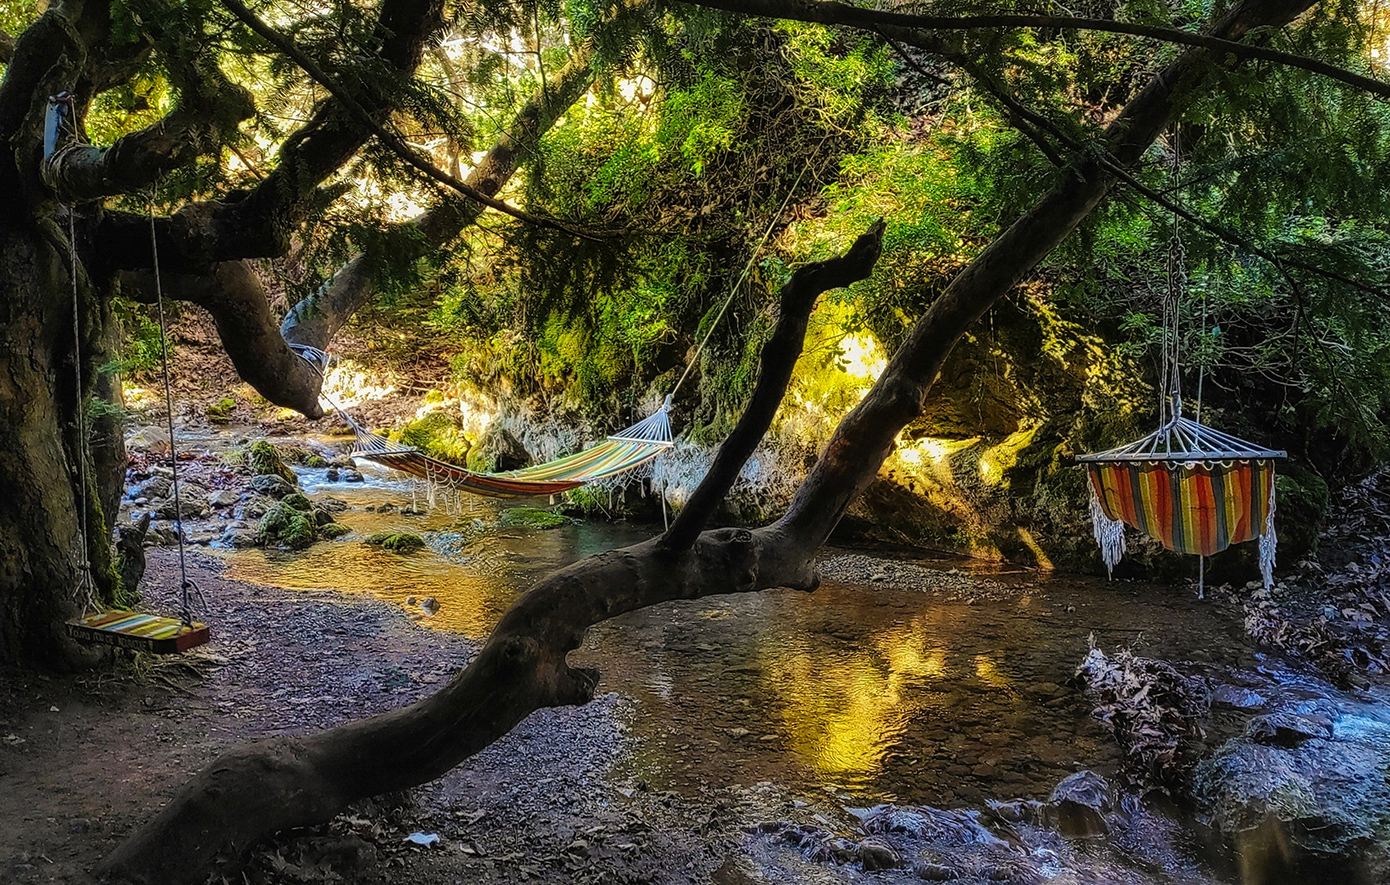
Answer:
[1089,480,1127,577]
[1259,478,1277,590]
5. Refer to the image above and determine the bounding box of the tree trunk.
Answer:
[0,216,116,669]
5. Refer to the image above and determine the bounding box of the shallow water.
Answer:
[225,466,1259,808]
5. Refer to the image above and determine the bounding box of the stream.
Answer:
[222,463,1263,811]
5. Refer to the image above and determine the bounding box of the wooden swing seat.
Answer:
[67,610,210,654]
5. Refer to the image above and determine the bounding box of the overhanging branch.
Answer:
[686,0,1390,100]
[219,0,602,241]
[42,87,254,202]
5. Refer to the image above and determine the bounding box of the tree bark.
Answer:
[0,217,113,669]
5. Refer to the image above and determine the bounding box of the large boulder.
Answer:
[1192,694,1390,885]
[466,422,531,473]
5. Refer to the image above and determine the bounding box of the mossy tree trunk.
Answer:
[0,218,114,668]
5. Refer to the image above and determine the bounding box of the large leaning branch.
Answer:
[99,222,887,885]
[119,262,327,416]
[42,80,254,203]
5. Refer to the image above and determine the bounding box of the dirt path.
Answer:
[0,550,755,885]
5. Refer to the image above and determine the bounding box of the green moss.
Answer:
[394,411,471,464]
[207,397,236,424]
[364,531,427,552]
[497,506,571,529]
[317,522,351,539]
[257,501,316,549]
[563,486,610,516]
[248,441,297,483]
[281,492,313,512]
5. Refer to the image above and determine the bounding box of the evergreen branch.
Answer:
[884,36,1066,168]
[686,0,1390,101]
[218,0,602,242]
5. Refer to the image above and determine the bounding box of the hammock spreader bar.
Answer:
[344,401,674,499]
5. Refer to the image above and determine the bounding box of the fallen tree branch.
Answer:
[119,262,327,417]
[99,221,887,885]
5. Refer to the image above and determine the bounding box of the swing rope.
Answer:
[148,191,202,627]
[50,94,208,652]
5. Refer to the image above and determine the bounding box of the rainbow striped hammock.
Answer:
[1075,416,1284,588]
[341,401,673,502]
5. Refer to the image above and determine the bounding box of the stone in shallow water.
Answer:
[1244,710,1333,747]
[858,837,900,870]
[1193,695,1390,885]
[1047,770,1111,838]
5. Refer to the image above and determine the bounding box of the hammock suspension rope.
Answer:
[306,167,809,504]
[1075,148,1284,595]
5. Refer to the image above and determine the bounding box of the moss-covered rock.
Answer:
[497,506,571,529]
[364,531,427,552]
[207,397,236,424]
[256,501,316,549]
[467,422,530,473]
[279,445,330,468]
[317,521,351,539]
[394,411,472,464]
[281,492,313,512]
[247,440,297,484]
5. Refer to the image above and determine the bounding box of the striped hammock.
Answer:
[343,402,673,501]
[1076,416,1283,588]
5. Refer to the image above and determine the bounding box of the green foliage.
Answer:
[394,411,472,464]
[364,531,427,552]
[113,301,167,380]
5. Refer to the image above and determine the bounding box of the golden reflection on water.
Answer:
[761,613,1015,789]
[224,544,519,639]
